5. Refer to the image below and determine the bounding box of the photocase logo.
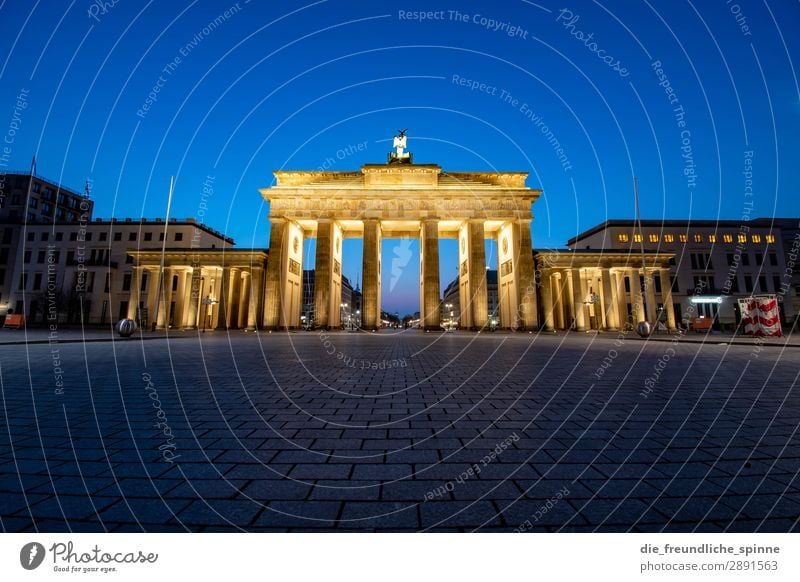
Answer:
[20,542,46,570]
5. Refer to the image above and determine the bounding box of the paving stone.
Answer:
[1,333,797,532]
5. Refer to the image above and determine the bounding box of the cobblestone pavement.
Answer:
[1,330,798,532]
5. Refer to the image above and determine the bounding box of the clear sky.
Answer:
[1,0,798,315]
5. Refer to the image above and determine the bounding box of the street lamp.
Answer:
[201,293,218,333]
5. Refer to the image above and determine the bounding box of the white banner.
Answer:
[1,533,799,581]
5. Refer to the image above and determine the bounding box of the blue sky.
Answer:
[1,0,798,315]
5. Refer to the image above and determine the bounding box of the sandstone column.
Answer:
[468,220,488,329]
[238,271,250,329]
[644,268,658,324]
[184,268,201,329]
[571,268,587,331]
[516,220,538,330]
[541,269,555,331]
[600,268,618,330]
[127,266,143,320]
[173,268,188,329]
[362,219,382,330]
[629,268,645,323]
[660,268,677,330]
[421,218,441,330]
[614,271,629,328]
[263,218,286,329]
[210,268,223,329]
[144,267,160,330]
[314,219,334,328]
[247,266,263,330]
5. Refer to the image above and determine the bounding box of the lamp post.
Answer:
[201,293,217,333]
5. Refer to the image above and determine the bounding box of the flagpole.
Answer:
[633,176,651,336]
[151,176,175,331]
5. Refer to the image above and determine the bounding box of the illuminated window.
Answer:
[751,234,761,243]
[693,234,703,243]
[738,234,747,243]
[766,234,775,243]
[663,234,674,243]
[723,234,733,243]
[617,234,629,243]
[648,234,659,243]
[633,234,642,243]
[708,234,717,243]
[679,234,688,243]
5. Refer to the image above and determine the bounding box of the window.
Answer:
[42,187,53,200]
[19,273,28,289]
[85,232,92,242]
[122,273,132,291]
[755,253,763,266]
[730,276,739,293]
[37,250,45,264]
[708,234,716,243]
[27,232,35,242]
[40,232,48,241]
[104,273,111,293]
[726,253,735,266]
[633,234,642,243]
[114,232,122,241]
[766,234,775,244]
[174,232,183,242]
[141,272,148,291]
[144,232,153,242]
[57,193,65,205]
[52,250,60,263]
[129,232,137,241]
[744,275,753,293]
[0,269,4,285]
[679,234,688,243]
[41,203,52,216]
[0,248,8,264]
[693,234,703,243]
[769,253,778,266]
[690,253,712,270]
[751,234,762,243]
[159,233,165,241]
[55,208,64,220]
[741,253,750,266]
[24,250,31,263]
[773,276,781,294]
[670,275,679,293]
[11,194,21,204]
[33,273,42,291]
[2,229,11,244]
[126,255,133,264]
[70,232,78,241]
[663,234,674,243]
[617,234,629,243]
[723,234,733,243]
[26,212,35,222]
[31,182,40,193]
[758,275,767,292]
[67,251,75,263]
[28,198,38,209]
[99,232,107,241]
[55,232,63,241]
[67,212,76,222]
[646,233,657,243]
[738,234,747,243]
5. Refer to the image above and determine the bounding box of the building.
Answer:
[0,171,95,319]
[301,270,360,329]
[5,217,233,325]
[567,219,796,329]
[441,269,499,328]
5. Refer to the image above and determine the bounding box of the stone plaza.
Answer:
[1,330,798,532]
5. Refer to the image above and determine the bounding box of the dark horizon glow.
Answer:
[1,1,798,314]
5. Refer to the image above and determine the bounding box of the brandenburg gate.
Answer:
[260,151,542,331]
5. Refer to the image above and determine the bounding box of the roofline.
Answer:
[567,217,791,245]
